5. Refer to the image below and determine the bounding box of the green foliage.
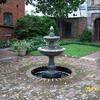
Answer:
[11,40,31,51]
[58,39,80,45]
[30,51,41,56]
[0,40,9,48]
[10,36,45,53]
[58,39,100,47]
[31,0,85,18]
[15,15,57,39]
[80,27,92,42]
[27,36,45,52]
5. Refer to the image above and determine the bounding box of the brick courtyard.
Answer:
[0,54,100,100]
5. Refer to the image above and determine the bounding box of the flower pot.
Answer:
[18,49,27,56]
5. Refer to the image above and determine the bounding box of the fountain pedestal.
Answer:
[48,56,55,69]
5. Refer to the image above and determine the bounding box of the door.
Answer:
[94,18,100,41]
[64,22,72,38]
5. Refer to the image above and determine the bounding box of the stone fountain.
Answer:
[31,26,72,78]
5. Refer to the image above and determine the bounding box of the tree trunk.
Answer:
[59,19,63,37]
[55,17,63,37]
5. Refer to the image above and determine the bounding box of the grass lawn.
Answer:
[31,44,100,57]
[30,50,41,56]
[63,44,100,57]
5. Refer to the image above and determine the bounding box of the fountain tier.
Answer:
[38,47,65,56]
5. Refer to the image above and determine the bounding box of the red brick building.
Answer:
[0,0,25,40]
[57,17,87,38]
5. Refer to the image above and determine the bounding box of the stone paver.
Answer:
[0,48,17,61]
[81,51,100,61]
[0,55,100,100]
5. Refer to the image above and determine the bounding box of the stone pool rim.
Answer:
[26,65,75,80]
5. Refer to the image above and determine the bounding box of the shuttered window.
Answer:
[3,12,13,26]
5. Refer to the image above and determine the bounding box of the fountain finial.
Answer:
[49,26,55,37]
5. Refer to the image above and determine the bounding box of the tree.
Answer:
[27,0,85,36]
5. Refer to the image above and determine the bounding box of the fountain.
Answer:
[31,26,72,78]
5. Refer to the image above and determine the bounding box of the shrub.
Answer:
[58,39,80,45]
[15,15,57,39]
[80,27,92,42]
[0,40,9,48]
[11,40,31,51]
[10,36,46,54]
[27,36,45,52]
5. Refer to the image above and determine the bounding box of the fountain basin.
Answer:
[31,66,72,79]
[38,47,65,56]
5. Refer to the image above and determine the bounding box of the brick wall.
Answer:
[61,17,87,38]
[0,26,15,40]
[0,0,25,40]
[70,17,87,38]
[78,18,87,36]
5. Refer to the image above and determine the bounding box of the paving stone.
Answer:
[0,55,100,100]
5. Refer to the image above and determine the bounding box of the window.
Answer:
[3,12,13,26]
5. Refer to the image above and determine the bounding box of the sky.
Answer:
[25,1,87,17]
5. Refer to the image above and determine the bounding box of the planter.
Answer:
[11,40,31,56]
[18,49,27,56]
